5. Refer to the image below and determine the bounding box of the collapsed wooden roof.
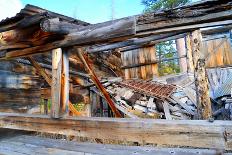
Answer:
[0,0,231,59]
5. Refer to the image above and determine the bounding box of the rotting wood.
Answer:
[0,135,227,155]
[185,34,194,73]
[0,112,231,150]
[191,30,212,119]
[76,48,122,118]
[60,51,69,116]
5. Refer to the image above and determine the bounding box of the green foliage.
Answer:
[156,41,180,76]
[73,102,85,111]
[142,0,190,12]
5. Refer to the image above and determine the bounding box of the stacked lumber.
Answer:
[105,74,197,120]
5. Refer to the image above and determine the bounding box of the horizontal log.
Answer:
[2,17,136,59]
[137,19,232,37]
[0,25,59,46]
[0,13,46,32]
[87,32,184,53]
[201,24,232,36]
[40,18,85,35]
[0,112,231,150]
[121,33,186,52]
[137,1,232,33]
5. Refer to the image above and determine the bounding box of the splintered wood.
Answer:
[104,74,197,120]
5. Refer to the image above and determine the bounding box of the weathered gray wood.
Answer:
[40,18,85,34]
[185,34,194,73]
[0,135,226,155]
[169,96,195,115]
[121,33,186,52]
[163,100,172,120]
[191,30,212,119]
[51,48,62,118]
[87,32,184,53]
[0,112,231,150]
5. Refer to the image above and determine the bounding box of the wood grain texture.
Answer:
[0,112,231,150]
[51,48,62,118]
[0,135,226,155]
[191,30,212,119]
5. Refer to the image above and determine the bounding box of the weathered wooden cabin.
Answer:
[0,0,232,154]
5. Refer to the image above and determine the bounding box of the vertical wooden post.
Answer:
[51,48,69,118]
[176,38,187,72]
[61,51,69,116]
[191,30,212,119]
[185,34,194,73]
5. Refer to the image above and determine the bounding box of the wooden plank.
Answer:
[61,51,69,116]
[0,135,226,155]
[185,34,194,73]
[51,48,62,118]
[191,30,212,119]
[0,112,231,150]
[163,100,172,120]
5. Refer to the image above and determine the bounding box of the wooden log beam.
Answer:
[201,24,232,36]
[87,32,184,53]
[0,26,57,46]
[121,55,186,69]
[190,30,212,119]
[40,18,85,35]
[0,112,231,150]
[2,17,136,59]
[120,33,186,52]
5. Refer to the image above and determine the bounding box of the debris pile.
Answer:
[104,74,197,120]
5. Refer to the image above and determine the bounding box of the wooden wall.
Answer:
[0,60,41,112]
[203,37,232,68]
[121,46,158,80]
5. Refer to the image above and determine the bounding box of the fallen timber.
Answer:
[0,0,232,59]
[0,135,228,155]
[0,112,231,150]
